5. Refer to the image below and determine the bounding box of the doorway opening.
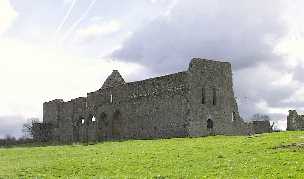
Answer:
[207,119,214,135]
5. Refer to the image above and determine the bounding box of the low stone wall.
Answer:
[250,121,272,134]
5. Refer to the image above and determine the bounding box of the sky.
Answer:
[0,0,304,138]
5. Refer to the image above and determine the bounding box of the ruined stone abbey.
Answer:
[35,58,271,142]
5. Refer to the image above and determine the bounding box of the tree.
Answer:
[22,118,40,139]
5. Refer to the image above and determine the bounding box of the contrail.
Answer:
[61,0,97,43]
[55,0,77,37]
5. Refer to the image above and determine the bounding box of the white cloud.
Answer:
[63,0,74,6]
[0,0,18,35]
[61,0,97,43]
[55,0,77,36]
[75,20,122,41]
[0,37,146,137]
[256,100,290,115]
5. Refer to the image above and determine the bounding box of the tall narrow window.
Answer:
[202,88,205,104]
[232,112,236,122]
[212,88,217,105]
[110,94,113,103]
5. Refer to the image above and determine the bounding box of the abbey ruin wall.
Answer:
[86,71,190,140]
[40,58,271,143]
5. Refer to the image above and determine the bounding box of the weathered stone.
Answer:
[287,110,304,130]
[249,120,272,134]
[101,70,126,89]
[38,58,269,143]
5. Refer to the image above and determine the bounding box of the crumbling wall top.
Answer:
[188,58,231,73]
[289,110,298,116]
[44,99,64,105]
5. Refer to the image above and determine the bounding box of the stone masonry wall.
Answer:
[250,121,271,134]
[86,71,189,140]
[187,59,248,136]
[287,110,304,131]
[42,58,263,143]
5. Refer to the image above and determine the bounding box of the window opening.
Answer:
[202,88,205,104]
[212,88,217,105]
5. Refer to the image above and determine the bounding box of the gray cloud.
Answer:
[112,0,287,73]
[111,0,304,126]
[0,116,26,138]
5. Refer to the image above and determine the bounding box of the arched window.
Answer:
[98,112,107,128]
[78,116,85,125]
[207,119,213,129]
[232,111,236,122]
[88,114,95,124]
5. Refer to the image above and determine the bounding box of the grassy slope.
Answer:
[0,131,304,178]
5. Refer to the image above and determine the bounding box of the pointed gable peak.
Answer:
[102,70,125,89]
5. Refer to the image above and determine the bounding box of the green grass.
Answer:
[1,131,304,178]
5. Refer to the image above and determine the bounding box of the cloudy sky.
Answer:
[0,0,304,138]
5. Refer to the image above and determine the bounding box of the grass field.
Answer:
[1,131,304,178]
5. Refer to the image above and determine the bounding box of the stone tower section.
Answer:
[43,99,64,127]
[186,58,248,136]
[287,110,304,130]
[43,97,88,142]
